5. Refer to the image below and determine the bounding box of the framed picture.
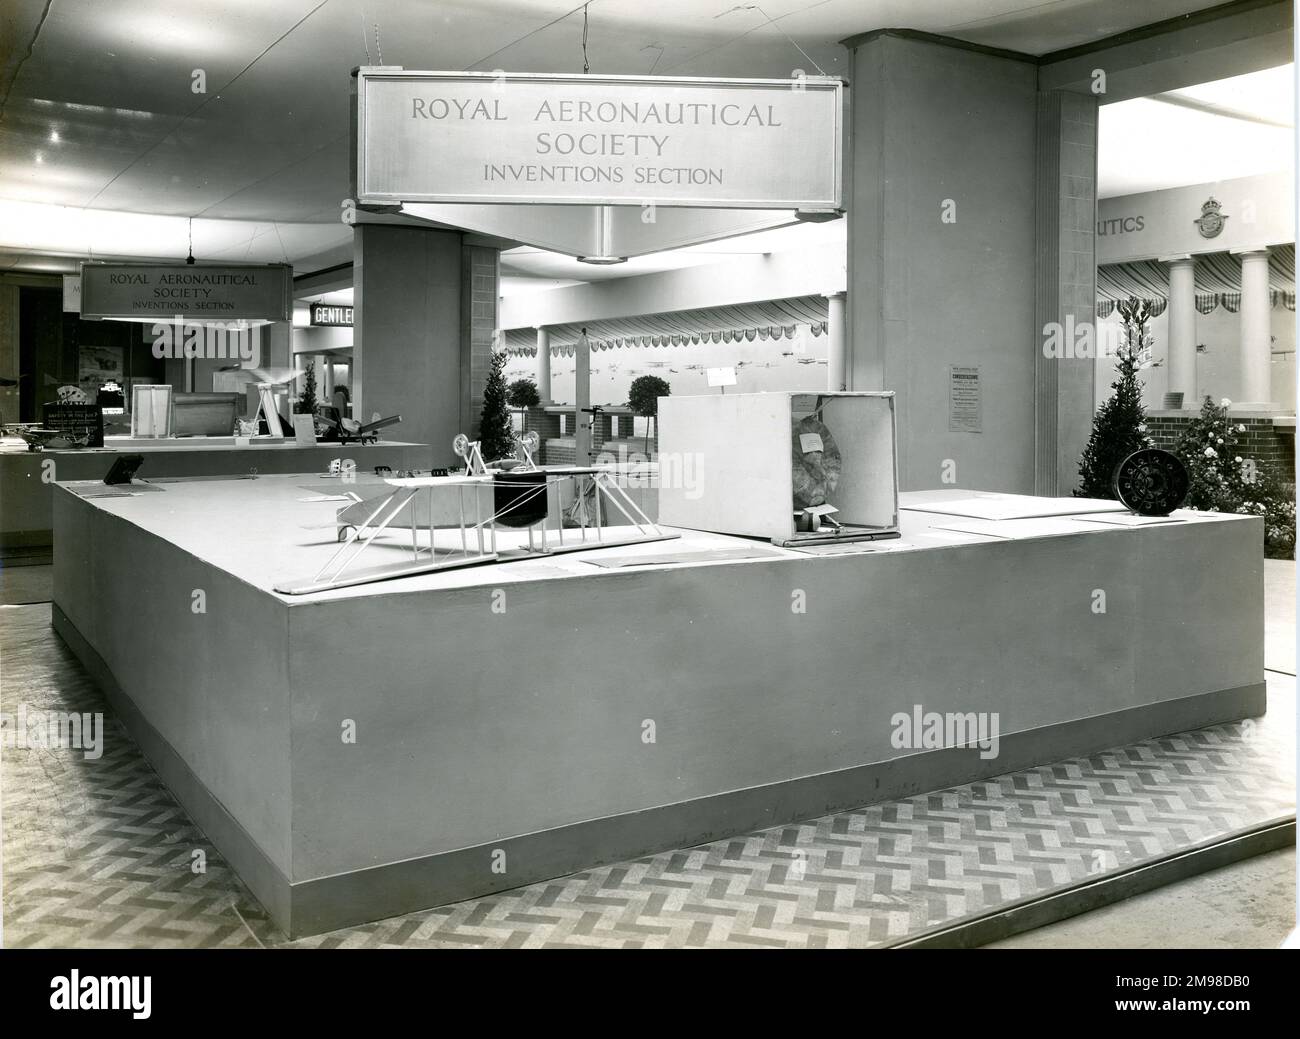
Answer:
[78,344,124,400]
[131,383,173,438]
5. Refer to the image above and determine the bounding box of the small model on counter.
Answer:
[315,407,402,444]
[275,429,672,595]
[244,367,306,438]
[6,424,91,451]
[1112,448,1190,516]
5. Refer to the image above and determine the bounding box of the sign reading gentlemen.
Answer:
[354,70,843,209]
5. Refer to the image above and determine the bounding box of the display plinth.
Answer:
[51,481,1265,936]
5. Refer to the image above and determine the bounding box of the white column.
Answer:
[1233,248,1277,410]
[575,328,591,465]
[825,291,847,392]
[535,326,552,404]
[1162,255,1196,408]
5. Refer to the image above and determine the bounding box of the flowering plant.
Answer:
[1176,397,1295,558]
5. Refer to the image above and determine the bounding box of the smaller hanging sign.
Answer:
[310,303,354,326]
[80,263,292,322]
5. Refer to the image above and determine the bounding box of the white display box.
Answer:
[657,391,899,545]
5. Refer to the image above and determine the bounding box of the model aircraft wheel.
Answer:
[338,525,356,542]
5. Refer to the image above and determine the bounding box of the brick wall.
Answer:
[522,407,658,465]
[1147,415,1295,479]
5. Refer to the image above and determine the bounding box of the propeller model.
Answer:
[244,368,307,437]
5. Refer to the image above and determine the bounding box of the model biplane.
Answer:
[274,430,674,594]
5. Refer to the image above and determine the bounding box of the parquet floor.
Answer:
[2,603,1293,948]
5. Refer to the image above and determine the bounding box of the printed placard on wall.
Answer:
[355,70,843,209]
[79,263,293,321]
[949,366,982,433]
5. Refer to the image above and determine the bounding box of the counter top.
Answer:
[0,435,427,456]
[55,477,1251,606]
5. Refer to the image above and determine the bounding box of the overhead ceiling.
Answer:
[1098,63,1295,198]
[0,0,1281,278]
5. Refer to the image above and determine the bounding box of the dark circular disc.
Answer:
[1111,448,1189,516]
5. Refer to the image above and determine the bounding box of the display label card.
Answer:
[806,503,838,516]
[292,414,317,446]
[707,366,737,387]
[948,365,982,433]
[799,432,824,453]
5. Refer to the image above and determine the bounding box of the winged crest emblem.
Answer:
[1194,196,1227,239]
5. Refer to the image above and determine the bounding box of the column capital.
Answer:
[1158,253,1194,266]
[823,290,847,301]
[1230,245,1272,258]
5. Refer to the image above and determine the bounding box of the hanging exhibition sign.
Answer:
[62,274,81,313]
[79,263,293,321]
[354,70,843,209]
[310,303,354,326]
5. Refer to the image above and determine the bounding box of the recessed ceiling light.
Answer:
[577,255,627,265]
[34,152,43,164]
[49,130,60,143]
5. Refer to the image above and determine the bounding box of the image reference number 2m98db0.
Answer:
[1116,976,1252,989]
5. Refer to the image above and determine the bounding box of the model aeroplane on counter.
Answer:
[274,430,675,595]
[315,407,402,444]
[4,424,91,451]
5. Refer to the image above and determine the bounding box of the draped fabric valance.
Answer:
[1097,244,1296,318]
[503,294,830,357]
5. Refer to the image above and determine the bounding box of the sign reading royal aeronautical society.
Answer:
[79,263,293,322]
[355,70,843,209]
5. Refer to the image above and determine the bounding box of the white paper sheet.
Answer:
[902,493,1125,520]
[1075,513,1186,527]
[931,517,1116,539]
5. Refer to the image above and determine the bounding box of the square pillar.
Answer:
[825,291,847,392]
[844,31,1039,493]
[1034,88,1099,496]
[353,224,466,460]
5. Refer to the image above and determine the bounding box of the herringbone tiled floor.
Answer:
[1,603,1294,948]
